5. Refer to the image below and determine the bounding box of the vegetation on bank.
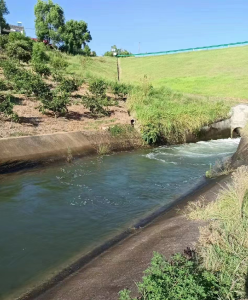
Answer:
[119,166,248,300]
[128,80,230,144]
[188,166,248,299]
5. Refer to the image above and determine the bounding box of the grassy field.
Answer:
[120,46,248,100]
[67,45,248,100]
[67,55,118,81]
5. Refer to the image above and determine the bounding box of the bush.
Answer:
[119,252,223,300]
[50,51,68,71]
[8,32,33,48]
[59,77,81,93]
[82,94,109,116]
[1,59,19,80]
[0,35,9,50]
[110,82,131,99]
[0,94,19,121]
[6,40,32,63]
[39,89,70,117]
[0,79,9,91]
[32,42,49,64]
[33,62,51,77]
[13,70,50,98]
[89,78,107,99]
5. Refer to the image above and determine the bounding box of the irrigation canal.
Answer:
[0,138,240,299]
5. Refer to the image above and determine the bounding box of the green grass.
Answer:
[120,46,248,100]
[66,55,118,81]
[187,166,248,299]
[128,84,230,144]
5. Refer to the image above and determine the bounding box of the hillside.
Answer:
[67,45,248,100]
[119,46,248,100]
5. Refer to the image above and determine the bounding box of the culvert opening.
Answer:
[233,127,242,137]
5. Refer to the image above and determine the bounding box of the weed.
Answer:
[205,158,234,178]
[66,147,73,163]
[97,143,111,155]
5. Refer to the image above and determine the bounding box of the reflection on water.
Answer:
[0,138,240,299]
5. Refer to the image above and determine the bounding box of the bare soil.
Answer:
[0,91,132,139]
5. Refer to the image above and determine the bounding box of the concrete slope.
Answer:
[31,177,228,300]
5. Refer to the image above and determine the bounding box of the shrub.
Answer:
[6,40,32,63]
[0,79,9,91]
[33,62,51,77]
[8,32,33,48]
[50,51,68,71]
[32,42,49,64]
[110,82,131,99]
[39,89,70,117]
[119,252,223,300]
[0,94,19,121]
[89,78,107,99]
[59,77,81,93]
[0,35,9,50]
[82,94,109,116]
[12,70,50,97]
[1,59,19,80]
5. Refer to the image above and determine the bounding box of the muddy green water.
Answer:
[0,138,240,299]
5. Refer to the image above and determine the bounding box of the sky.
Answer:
[5,0,248,56]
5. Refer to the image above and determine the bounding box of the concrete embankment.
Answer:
[0,103,248,173]
[0,131,142,173]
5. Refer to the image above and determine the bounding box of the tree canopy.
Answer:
[0,0,9,32]
[34,0,65,45]
[62,20,92,54]
[104,45,132,57]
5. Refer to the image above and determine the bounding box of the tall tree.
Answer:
[34,0,64,45]
[0,0,9,32]
[62,20,92,54]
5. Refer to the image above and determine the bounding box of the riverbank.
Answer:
[0,128,143,173]
[0,114,237,174]
[20,174,230,300]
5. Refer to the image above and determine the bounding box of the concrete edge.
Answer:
[16,175,224,300]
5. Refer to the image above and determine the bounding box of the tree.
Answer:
[0,0,9,33]
[62,20,92,54]
[34,0,65,46]
[104,45,132,57]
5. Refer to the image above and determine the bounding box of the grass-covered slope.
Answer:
[67,56,118,81]
[120,46,248,99]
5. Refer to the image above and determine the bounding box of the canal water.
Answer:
[0,138,240,299]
